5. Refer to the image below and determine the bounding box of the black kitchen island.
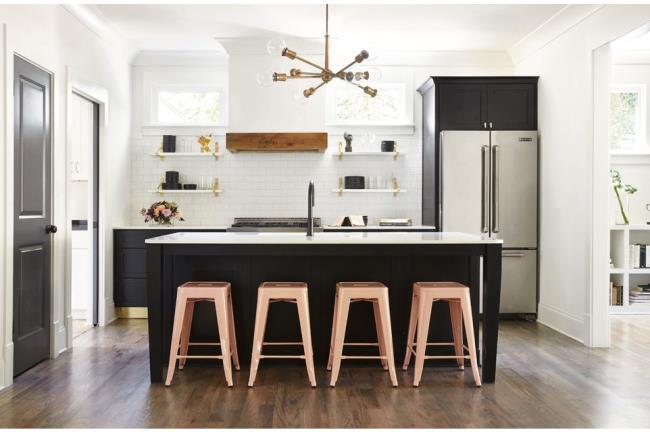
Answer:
[145,231,502,384]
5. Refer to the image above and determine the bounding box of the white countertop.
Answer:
[145,231,502,245]
[114,225,228,230]
[324,225,436,231]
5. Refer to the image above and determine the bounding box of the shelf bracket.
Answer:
[156,144,165,160]
[212,177,220,196]
[392,177,399,197]
[393,144,399,160]
[338,177,343,196]
[338,142,343,160]
[213,142,220,160]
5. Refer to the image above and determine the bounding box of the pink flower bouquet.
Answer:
[140,201,184,225]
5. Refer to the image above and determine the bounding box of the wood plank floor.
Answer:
[1,317,649,428]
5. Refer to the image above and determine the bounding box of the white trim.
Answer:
[610,152,650,165]
[141,125,228,137]
[590,44,612,348]
[326,124,415,136]
[537,302,586,344]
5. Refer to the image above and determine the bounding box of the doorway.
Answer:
[69,92,100,337]
[12,55,53,376]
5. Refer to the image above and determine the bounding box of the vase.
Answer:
[615,196,631,225]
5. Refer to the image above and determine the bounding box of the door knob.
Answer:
[45,224,58,234]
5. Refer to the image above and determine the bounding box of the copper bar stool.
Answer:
[165,281,240,387]
[248,282,316,387]
[402,281,481,387]
[327,282,398,387]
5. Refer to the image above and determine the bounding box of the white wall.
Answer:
[514,5,650,344]
[129,50,513,226]
[0,5,133,389]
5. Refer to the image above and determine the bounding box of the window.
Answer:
[157,91,221,124]
[610,84,646,152]
[326,82,411,126]
[152,86,223,125]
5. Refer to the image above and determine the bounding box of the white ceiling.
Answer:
[94,4,566,53]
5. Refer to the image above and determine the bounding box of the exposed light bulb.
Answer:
[256,69,275,87]
[266,38,287,56]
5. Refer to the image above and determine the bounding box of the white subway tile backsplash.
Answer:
[130,133,422,226]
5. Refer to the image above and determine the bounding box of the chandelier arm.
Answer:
[334,59,360,76]
[292,54,329,73]
[307,80,328,96]
[325,4,329,72]
[287,75,322,79]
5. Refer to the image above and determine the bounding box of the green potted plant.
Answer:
[610,169,637,225]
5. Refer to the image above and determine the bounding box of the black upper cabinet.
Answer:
[431,77,538,131]
[486,83,537,130]
[438,84,487,130]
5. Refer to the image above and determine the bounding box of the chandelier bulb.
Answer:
[355,71,370,81]
[290,68,301,77]
[267,38,287,56]
[303,87,315,98]
[256,69,275,87]
[345,71,354,82]
[363,86,378,98]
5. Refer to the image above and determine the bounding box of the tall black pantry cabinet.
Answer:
[418,76,538,228]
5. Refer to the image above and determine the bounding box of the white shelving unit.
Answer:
[609,224,650,314]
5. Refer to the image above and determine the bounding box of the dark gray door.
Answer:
[13,56,53,376]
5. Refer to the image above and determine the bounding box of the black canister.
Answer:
[162,183,182,190]
[162,135,176,152]
[165,171,179,183]
[381,140,395,152]
[183,184,197,190]
[344,176,365,189]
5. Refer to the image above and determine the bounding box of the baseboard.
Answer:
[537,302,586,344]
[103,298,116,326]
[56,323,68,356]
[1,342,14,390]
[116,307,148,319]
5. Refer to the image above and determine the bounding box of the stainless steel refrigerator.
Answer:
[440,130,538,315]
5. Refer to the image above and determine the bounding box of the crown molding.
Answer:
[508,4,605,65]
[132,51,229,67]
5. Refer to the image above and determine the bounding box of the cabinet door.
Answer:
[438,84,487,130]
[486,84,537,130]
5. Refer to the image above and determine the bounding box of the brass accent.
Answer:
[338,177,343,196]
[270,4,376,99]
[338,141,343,160]
[392,177,399,197]
[212,177,220,196]
[273,73,288,82]
[156,144,165,160]
[116,307,148,319]
[393,143,399,160]
[213,141,220,159]
[198,134,211,153]
[157,176,164,193]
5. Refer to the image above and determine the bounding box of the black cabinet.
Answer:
[432,77,537,131]
[417,76,538,227]
[113,228,226,307]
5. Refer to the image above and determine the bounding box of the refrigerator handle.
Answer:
[492,145,500,234]
[481,145,489,233]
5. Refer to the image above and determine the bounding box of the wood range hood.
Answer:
[226,132,327,152]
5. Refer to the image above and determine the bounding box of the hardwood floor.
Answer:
[1,317,649,428]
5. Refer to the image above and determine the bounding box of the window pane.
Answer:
[334,87,404,123]
[610,91,639,150]
[158,91,220,123]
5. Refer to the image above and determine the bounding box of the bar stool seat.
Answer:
[165,281,240,387]
[328,282,398,387]
[248,282,316,387]
[403,281,481,387]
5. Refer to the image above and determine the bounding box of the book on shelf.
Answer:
[610,281,624,306]
[630,286,650,304]
[628,244,650,268]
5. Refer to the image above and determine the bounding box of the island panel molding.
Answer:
[226,132,328,152]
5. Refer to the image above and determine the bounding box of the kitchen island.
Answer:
[146,231,502,383]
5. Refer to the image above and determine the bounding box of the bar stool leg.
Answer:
[449,300,465,370]
[372,300,389,370]
[377,291,398,387]
[165,291,187,386]
[327,291,339,371]
[402,288,419,370]
[178,300,195,370]
[460,291,481,387]
[329,294,350,387]
[249,291,270,387]
[296,291,317,387]
[213,293,234,387]
[413,293,433,387]
[227,291,240,371]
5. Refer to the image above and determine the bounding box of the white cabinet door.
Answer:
[70,93,93,181]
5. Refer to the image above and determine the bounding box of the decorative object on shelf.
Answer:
[140,201,184,225]
[162,135,176,153]
[226,132,327,152]
[183,184,197,190]
[344,175,365,189]
[198,134,212,153]
[264,4,377,99]
[379,218,412,227]
[344,132,353,152]
[165,171,179,183]
[611,169,637,225]
[381,140,395,152]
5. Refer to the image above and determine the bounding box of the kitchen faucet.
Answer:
[307,181,315,236]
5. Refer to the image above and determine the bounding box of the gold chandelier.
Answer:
[267,4,377,99]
